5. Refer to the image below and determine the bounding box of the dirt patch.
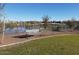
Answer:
[0,31,79,46]
[13,34,34,38]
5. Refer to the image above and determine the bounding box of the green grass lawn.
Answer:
[0,34,79,55]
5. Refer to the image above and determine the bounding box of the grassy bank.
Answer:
[0,34,79,55]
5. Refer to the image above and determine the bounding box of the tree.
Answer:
[0,20,3,32]
[5,21,17,29]
[0,3,6,43]
[0,3,5,31]
[42,15,50,29]
[64,18,76,31]
[74,21,79,30]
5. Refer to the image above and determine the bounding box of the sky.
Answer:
[4,3,79,21]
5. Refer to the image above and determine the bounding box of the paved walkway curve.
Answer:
[0,34,72,48]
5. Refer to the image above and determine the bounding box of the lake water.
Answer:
[5,27,26,34]
[4,27,40,34]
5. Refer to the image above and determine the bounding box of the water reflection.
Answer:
[5,27,40,34]
[5,27,26,34]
